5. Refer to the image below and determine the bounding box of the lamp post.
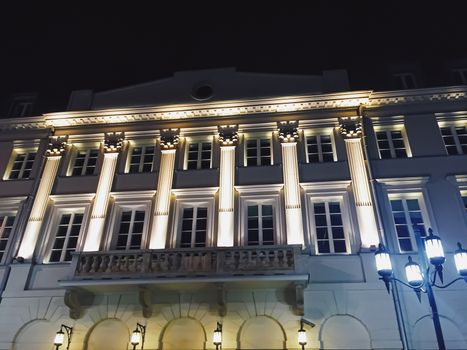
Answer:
[130,323,146,350]
[53,324,73,350]
[375,227,467,350]
[213,322,222,350]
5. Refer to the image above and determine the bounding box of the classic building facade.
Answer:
[0,68,466,349]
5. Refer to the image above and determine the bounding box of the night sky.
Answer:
[1,2,467,110]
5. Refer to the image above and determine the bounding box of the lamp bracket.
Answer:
[294,282,306,316]
[216,283,227,317]
[64,288,83,320]
[138,286,153,318]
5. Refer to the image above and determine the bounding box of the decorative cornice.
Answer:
[160,129,180,150]
[1,87,467,131]
[277,121,299,143]
[218,125,239,146]
[103,132,124,153]
[46,136,68,156]
[338,116,362,139]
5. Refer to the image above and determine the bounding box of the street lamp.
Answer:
[213,322,222,350]
[297,318,315,350]
[130,323,146,350]
[374,227,467,350]
[53,324,73,350]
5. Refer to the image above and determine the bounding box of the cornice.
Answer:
[1,86,467,132]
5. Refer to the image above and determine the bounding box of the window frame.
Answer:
[5,148,37,180]
[0,211,18,264]
[237,184,284,246]
[374,127,411,159]
[183,137,213,170]
[243,133,273,167]
[171,188,217,248]
[438,123,467,155]
[393,72,418,89]
[105,192,154,251]
[126,141,157,173]
[304,128,337,163]
[67,144,100,177]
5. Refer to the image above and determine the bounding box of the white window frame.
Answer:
[304,128,337,163]
[0,197,25,264]
[452,175,467,228]
[183,137,213,170]
[171,187,217,248]
[67,143,100,176]
[236,184,284,246]
[41,194,94,263]
[105,191,155,250]
[377,177,434,254]
[243,133,273,167]
[302,181,355,255]
[438,123,467,155]
[393,72,417,89]
[374,126,411,159]
[5,148,37,180]
[126,141,157,173]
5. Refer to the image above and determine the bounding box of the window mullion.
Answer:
[127,210,135,250]
[453,127,463,155]
[61,213,73,262]
[139,146,144,173]
[19,153,27,179]
[258,205,263,245]
[317,136,323,163]
[191,207,198,248]
[387,131,396,158]
[325,202,334,253]
[197,143,202,169]
[403,200,416,251]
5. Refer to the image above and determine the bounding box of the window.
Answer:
[393,73,417,89]
[390,198,427,252]
[49,212,83,262]
[71,148,99,176]
[247,204,275,245]
[0,214,16,262]
[115,209,145,250]
[128,145,155,173]
[376,130,408,159]
[8,151,36,179]
[451,68,467,85]
[245,138,271,166]
[440,125,467,155]
[312,201,347,254]
[179,207,208,248]
[305,134,335,163]
[186,142,211,170]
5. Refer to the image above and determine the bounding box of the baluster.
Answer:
[106,255,114,273]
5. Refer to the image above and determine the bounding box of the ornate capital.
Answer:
[277,121,299,143]
[104,132,125,153]
[160,129,180,150]
[338,117,362,139]
[218,125,239,146]
[46,136,68,156]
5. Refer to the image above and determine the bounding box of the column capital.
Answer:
[160,129,180,150]
[218,125,239,146]
[46,136,68,156]
[338,116,362,139]
[277,121,299,143]
[104,132,125,153]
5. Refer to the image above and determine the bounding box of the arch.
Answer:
[238,315,286,349]
[160,317,206,350]
[413,315,467,350]
[85,318,130,350]
[13,319,58,350]
[320,314,371,349]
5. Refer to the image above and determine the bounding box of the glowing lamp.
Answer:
[298,328,307,346]
[424,229,445,267]
[454,242,467,277]
[53,324,72,350]
[130,323,146,349]
[375,244,393,278]
[213,322,222,349]
[131,329,141,346]
[405,256,423,286]
[54,330,64,346]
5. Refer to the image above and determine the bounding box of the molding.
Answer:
[109,190,156,200]
[370,115,406,127]
[0,196,27,211]
[235,183,284,194]
[49,193,96,203]
[454,174,467,187]
[13,139,41,149]
[376,176,430,190]
[172,187,219,197]
[301,180,351,195]
[68,133,103,144]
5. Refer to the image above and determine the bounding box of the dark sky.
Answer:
[1,2,467,108]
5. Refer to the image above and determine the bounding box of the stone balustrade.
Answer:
[70,245,302,280]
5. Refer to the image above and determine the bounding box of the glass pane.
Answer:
[314,203,325,214]
[318,241,330,253]
[262,205,273,216]
[390,200,404,211]
[247,205,258,217]
[333,240,347,253]
[399,238,413,252]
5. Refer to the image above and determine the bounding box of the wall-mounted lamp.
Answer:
[53,324,73,350]
[130,323,146,350]
[213,322,222,350]
[297,318,315,350]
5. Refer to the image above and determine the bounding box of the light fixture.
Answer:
[405,256,423,287]
[213,322,222,350]
[454,242,467,278]
[53,324,73,350]
[297,321,307,350]
[375,244,393,277]
[131,323,146,350]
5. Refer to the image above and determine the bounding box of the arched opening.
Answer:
[85,318,129,350]
[413,316,467,349]
[161,317,206,349]
[238,315,286,349]
[13,319,57,350]
[320,315,371,349]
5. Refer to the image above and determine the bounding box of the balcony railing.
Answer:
[68,245,304,282]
